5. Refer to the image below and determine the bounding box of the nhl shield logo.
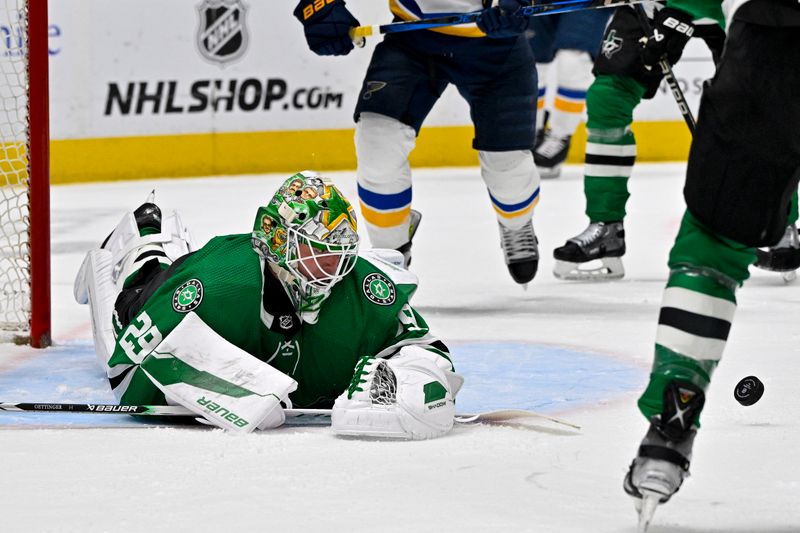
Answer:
[196,0,248,65]
[279,315,294,330]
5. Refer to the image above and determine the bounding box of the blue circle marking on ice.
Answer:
[0,341,159,428]
[0,340,646,427]
[450,341,646,414]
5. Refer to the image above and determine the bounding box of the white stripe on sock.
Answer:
[585,142,637,157]
[656,324,726,361]
[584,164,634,178]
[661,286,736,322]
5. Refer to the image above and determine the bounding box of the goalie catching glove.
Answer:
[331,345,464,440]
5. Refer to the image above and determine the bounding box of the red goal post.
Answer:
[0,0,50,348]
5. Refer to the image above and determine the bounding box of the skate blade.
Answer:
[553,257,624,281]
[637,490,661,533]
[408,209,422,240]
[755,263,798,282]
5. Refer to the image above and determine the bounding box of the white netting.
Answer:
[0,0,30,333]
[370,361,397,406]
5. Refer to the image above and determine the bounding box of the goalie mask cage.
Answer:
[0,0,50,348]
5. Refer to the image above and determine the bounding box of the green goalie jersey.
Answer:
[108,234,449,408]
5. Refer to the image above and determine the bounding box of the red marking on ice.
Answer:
[0,347,39,373]
[58,322,93,342]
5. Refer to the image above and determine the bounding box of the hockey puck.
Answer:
[734,376,764,406]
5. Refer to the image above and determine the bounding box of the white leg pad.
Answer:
[140,312,298,433]
[331,345,463,440]
[103,210,195,290]
[75,206,196,369]
[74,249,118,371]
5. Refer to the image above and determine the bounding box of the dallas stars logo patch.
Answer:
[601,29,623,59]
[172,279,204,313]
[362,273,396,306]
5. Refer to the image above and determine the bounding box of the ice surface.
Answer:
[1,164,798,532]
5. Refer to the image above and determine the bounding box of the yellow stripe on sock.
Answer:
[492,197,538,219]
[554,97,585,113]
[359,202,411,228]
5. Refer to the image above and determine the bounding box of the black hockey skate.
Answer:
[533,110,549,151]
[100,191,162,249]
[96,191,169,291]
[755,225,800,282]
[533,131,572,179]
[396,209,422,268]
[553,221,625,281]
[132,198,163,234]
[624,381,704,532]
[499,220,539,286]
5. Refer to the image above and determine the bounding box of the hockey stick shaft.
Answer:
[659,59,696,134]
[0,402,326,418]
[0,402,579,429]
[350,0,645,40]
[0,402,192,416]
[633,3,696,134]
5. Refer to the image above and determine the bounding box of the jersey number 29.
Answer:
[120,311,163,363]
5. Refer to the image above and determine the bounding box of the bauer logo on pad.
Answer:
[196,0,249,66]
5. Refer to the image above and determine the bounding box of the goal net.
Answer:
[0,0,50,347]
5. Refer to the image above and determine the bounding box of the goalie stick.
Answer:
[0,402,580,430]
[349,0,648,41]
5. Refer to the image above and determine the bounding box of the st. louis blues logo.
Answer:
[196,0,248,65]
